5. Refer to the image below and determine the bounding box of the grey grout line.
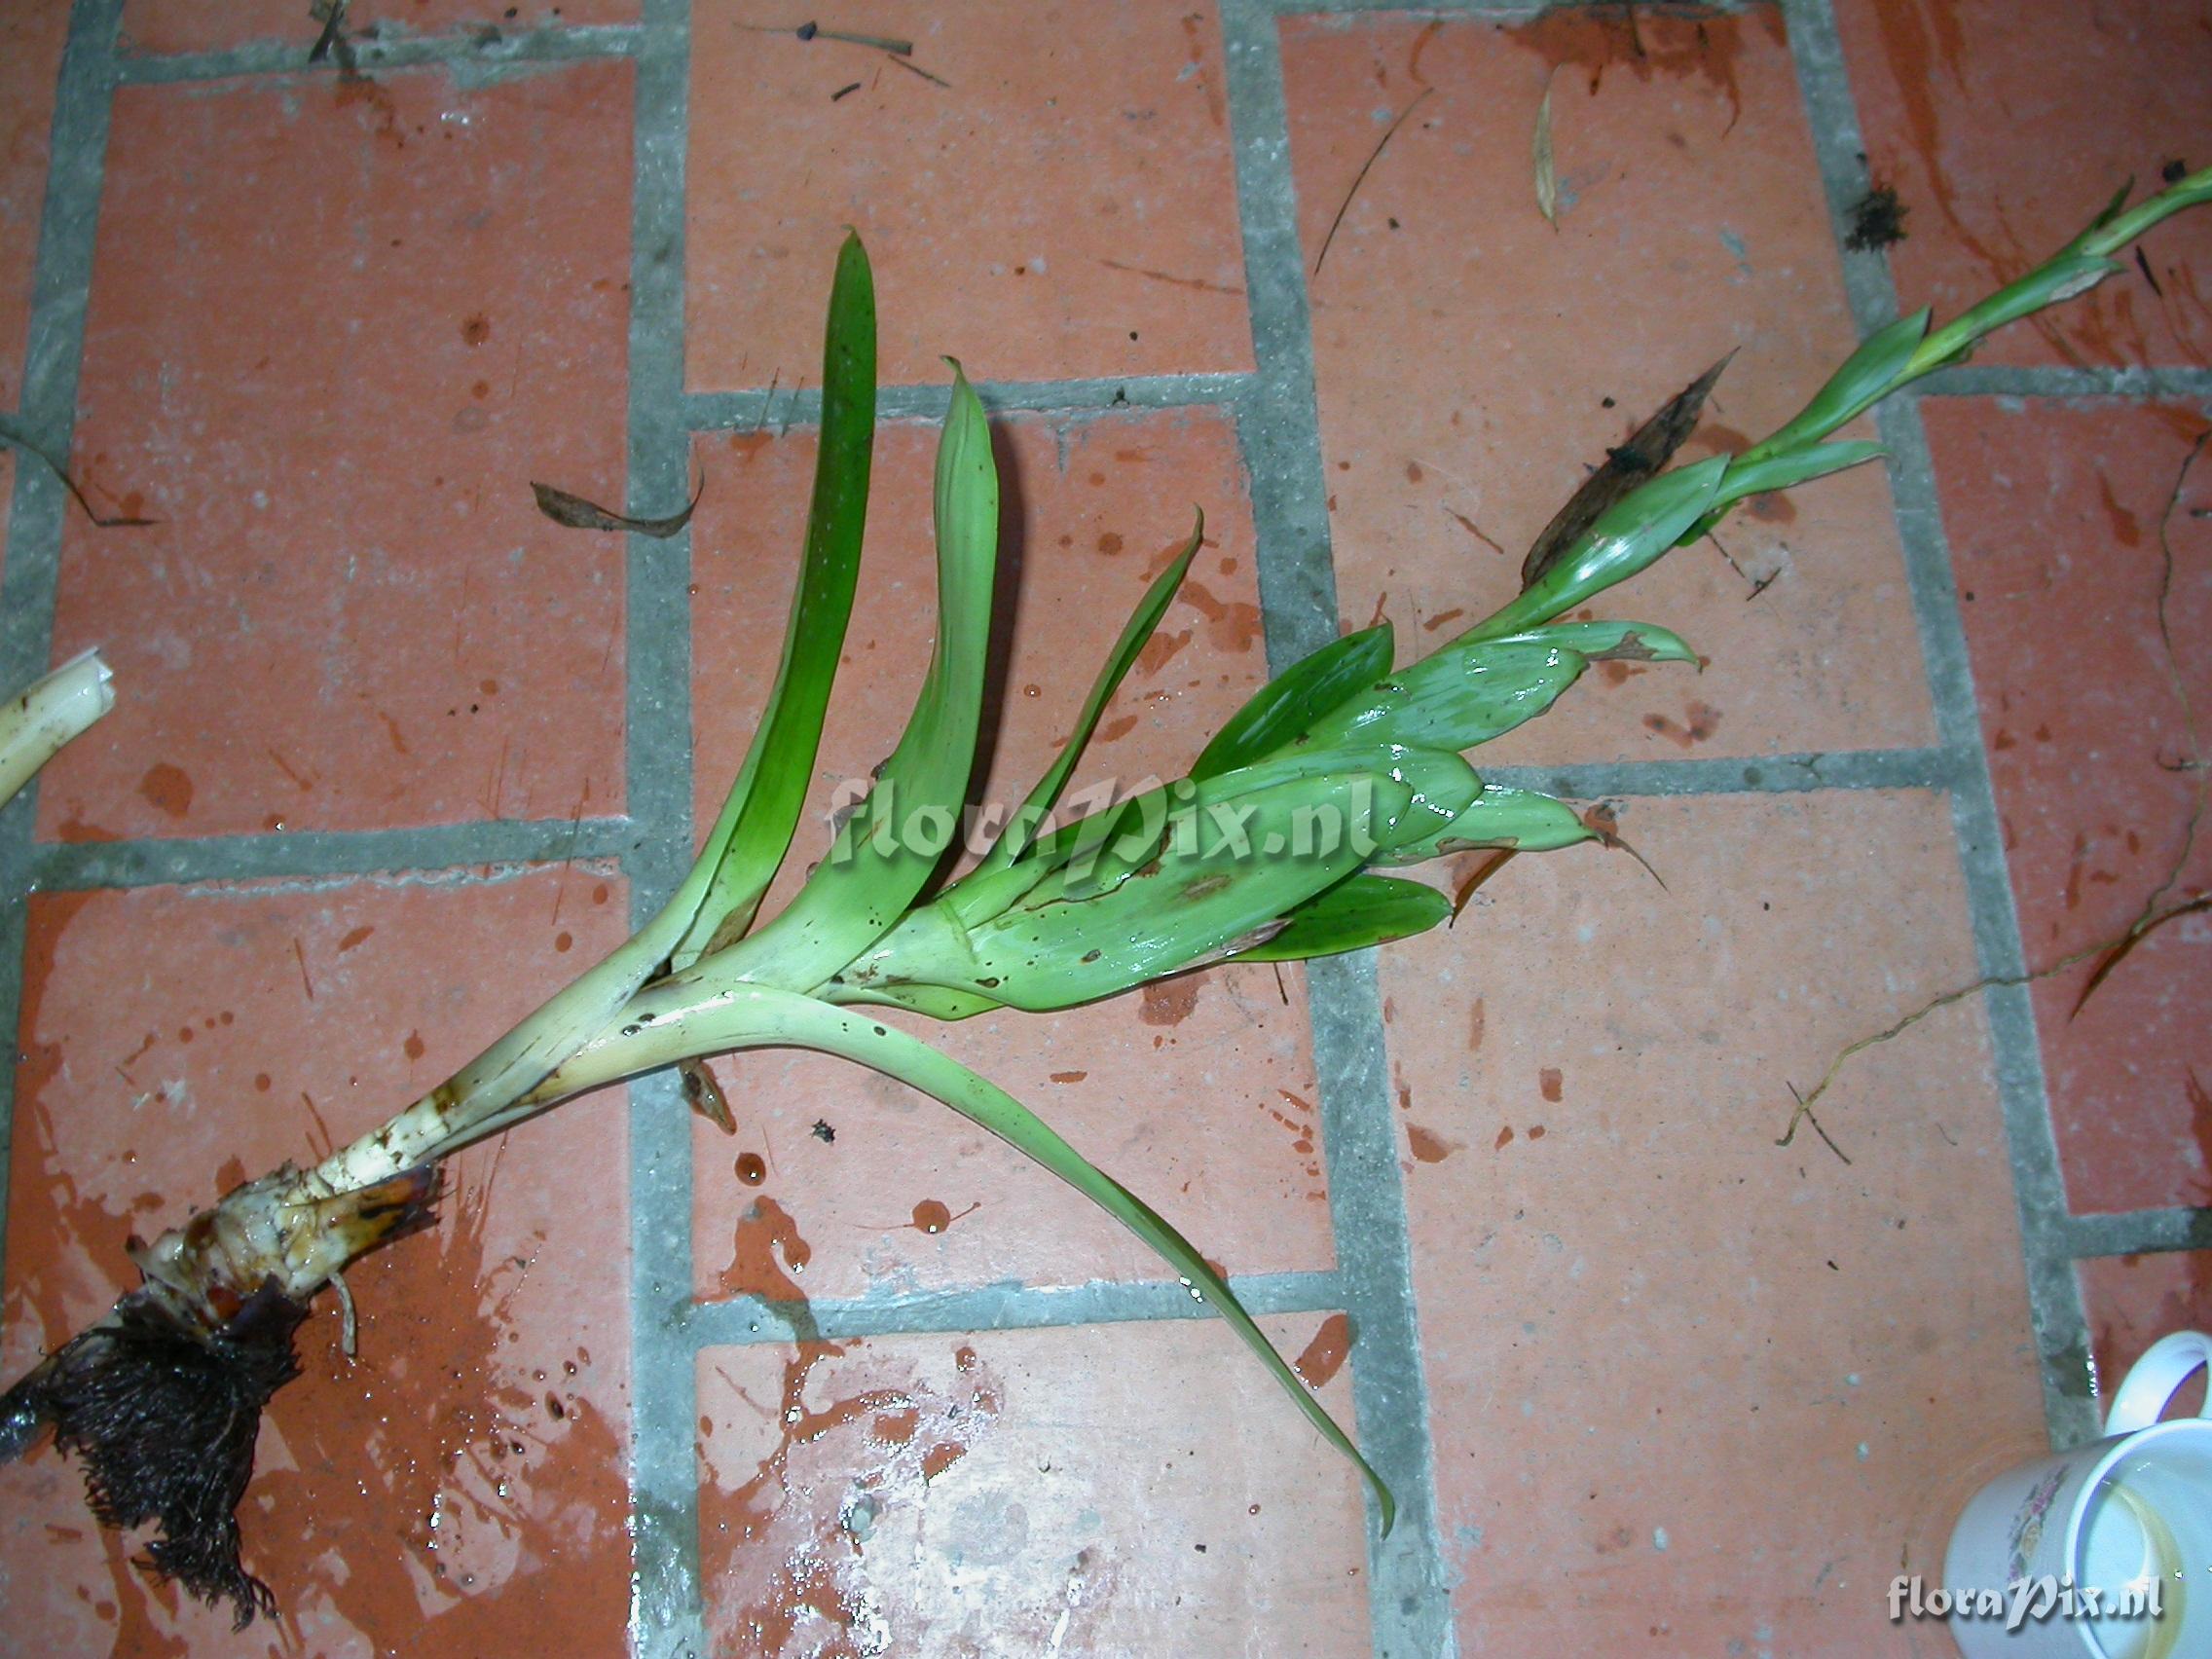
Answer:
[2065,1208,2212,1258]
[684,1270,1346,1349]
[682,370,1249,431]
[0,0,125,1352]
[1783,0,2101,1449]
[1919,364,2212,404]
[22,816,636,891]
[112,22,644,86]
[619,3,708,1654]
[1219,5,1453,1656]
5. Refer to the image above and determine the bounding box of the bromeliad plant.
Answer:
[4,168,2209,1625]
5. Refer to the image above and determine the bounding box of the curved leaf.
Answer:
[527,984,1396,1531]
[672,232,880,969]
[424,234,876,1120]
[1232,872,1451,962]
[709,362,1000,994]
[974,514,1203,877]
[1191,622,1395,779]
[1373,784,1592,866]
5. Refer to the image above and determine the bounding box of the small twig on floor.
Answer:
[2072,430,2210,1015]
[1708,530,1777,600]
[886,53,950,90]
[1779,898,2206,1146]
[1314,87,1431,277]
[1780,1083,1852,1164]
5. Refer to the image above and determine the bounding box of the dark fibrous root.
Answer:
[0,1279,310,1628]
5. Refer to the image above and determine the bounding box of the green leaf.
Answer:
[1191,622,1395,779]
[1748,309,1930,462]
[1373,784,1592,866]
[708,362,1001,995]
[424,234,877,1120]
[1907,253,2120,377]
[973,514,1203,879]
[671,232,880,970]
[1709,440,1884,506]
[1460,457,1729,644]
[1233,872,1451,961]
[528,982,1396,1532]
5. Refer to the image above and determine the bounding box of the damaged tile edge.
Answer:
[112,23,645,88]
[1783,0,2101,1448]
[683,371,1252,431]
[1220,3,1456,1654]
[23,815,636,890]
[682,1270,1346,1347]
[0,0,125,1349]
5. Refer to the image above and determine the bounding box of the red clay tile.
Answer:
[687,408,1335,1299]
[36,63,633,842]
[0,864,633,1654]
[119,0,636,57]
[1924,397,2212,1214]
[1833,0,2212,372]
[1281,7,1936,765]
[687,3,1250,390]
[697,1317,1368,1655]
[1383,791,2044,1652]
[2081,1252,2212,1420]
[0,2,66,407]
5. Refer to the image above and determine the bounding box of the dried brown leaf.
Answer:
[531,475,703,537]
[1520,352,1735,592]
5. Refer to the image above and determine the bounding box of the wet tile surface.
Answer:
[37,62,633,842]
[1925,397,2212,1215]
[696,1316,1368,1656]
[118,0,638,56]
[0,1,67,407]
[2081,1252,2212,1420]
[1383,792,2044,1653]
[687,1,1251,389]
[0,865,632,1655]
[688,408,1335,1298]
[1833,0,2212,371]
[1281,5,1935,765]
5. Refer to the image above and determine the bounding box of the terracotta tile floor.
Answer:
[0,3,2206,1656]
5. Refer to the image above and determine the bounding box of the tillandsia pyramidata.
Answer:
[3,167,2208,1625]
